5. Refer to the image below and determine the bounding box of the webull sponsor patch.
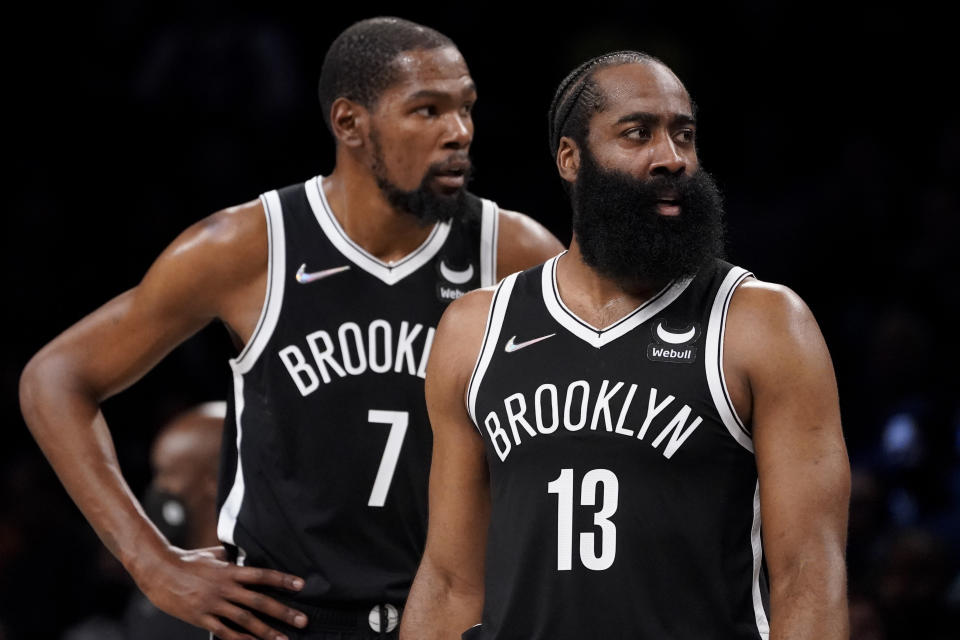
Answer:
[646,320,699,363]
[646,344,697,363]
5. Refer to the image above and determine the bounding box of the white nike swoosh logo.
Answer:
[440,260,475,284]
[504,333,556,353]
[656,322,696,344]
[296,264,351,283]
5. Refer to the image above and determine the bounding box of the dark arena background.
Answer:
[2,2,957,638]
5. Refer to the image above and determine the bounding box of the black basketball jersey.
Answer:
[216,175,500,609]
[467,254,768,640]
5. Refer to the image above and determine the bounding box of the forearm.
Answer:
[19,358,170,576]
[400,557,483,640]
[769,548,848,640]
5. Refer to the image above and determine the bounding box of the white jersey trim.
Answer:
[704,266,754,452]
[305,175,452,286]
[541,253,693,349]
[751,481,771,639]
[479,199,499,286]
[230,190,287,373]
[467,272,519,431]
[217,363,246,546]
[217,190,285,547]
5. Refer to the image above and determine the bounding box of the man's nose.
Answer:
[442,113,472,149]
[648,132,686,177]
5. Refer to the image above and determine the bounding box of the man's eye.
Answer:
[461,102,475,116]
[675,129,696,143]
[624,127,650,139]
[415,105,438,117]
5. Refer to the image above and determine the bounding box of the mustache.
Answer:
[427,152,472,178]
[584,170,700,205]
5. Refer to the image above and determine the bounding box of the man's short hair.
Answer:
[547,50,659,158]
[318,17,455,134]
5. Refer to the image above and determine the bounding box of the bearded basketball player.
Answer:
[401,51,849,640]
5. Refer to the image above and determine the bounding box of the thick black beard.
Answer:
[571,147,726,286]
[370,131,472,226]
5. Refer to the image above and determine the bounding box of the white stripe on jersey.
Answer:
[704,266,754,452]
[217,367,246,547]
[217,190,286,546]
[231,190,288,372]
[480,199,499,286]
[751,481,771,639]
[467,272,519,430]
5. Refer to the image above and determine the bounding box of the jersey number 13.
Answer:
[547,468,619,571]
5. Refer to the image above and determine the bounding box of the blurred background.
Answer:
[2,1,957,638]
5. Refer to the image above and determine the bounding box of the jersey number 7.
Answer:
[367,410,409,507]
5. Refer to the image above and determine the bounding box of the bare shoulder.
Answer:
[160,199,266,277]
[428,287,497,386]
[140,199,267,313]
[445,286,496,317]
[436,287,497,347]
[725,277,832,381]
[727,278,820,342]
[495,209,564,279]
[205,198,265,239]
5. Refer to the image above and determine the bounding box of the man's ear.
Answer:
[556,136,581,185]
[330,97,368,148]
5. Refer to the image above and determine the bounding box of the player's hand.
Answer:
[135,545,308,640]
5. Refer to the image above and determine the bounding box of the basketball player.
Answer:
[18,18,561,640]
[401,52,850,639]
[126,402,225,640]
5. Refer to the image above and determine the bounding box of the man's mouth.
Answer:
[655,193,681,217]
[431,158,471,190]
[433,168,466,189]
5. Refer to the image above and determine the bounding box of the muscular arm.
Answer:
[726,281,850,640]
[400,290,494,640]
[495,209,564,280]
[18,202,307,640]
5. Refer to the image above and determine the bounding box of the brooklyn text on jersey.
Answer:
[217,176,499,611]
[464,255,768,640]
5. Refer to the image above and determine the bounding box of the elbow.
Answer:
[19,347,88,435]
[770,544,848,605]
[421,551,485,600]
[19,352,48,429]
[767,549,849,638]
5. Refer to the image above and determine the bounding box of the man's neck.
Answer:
[322,168,436,264]
[555,240,663,330]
